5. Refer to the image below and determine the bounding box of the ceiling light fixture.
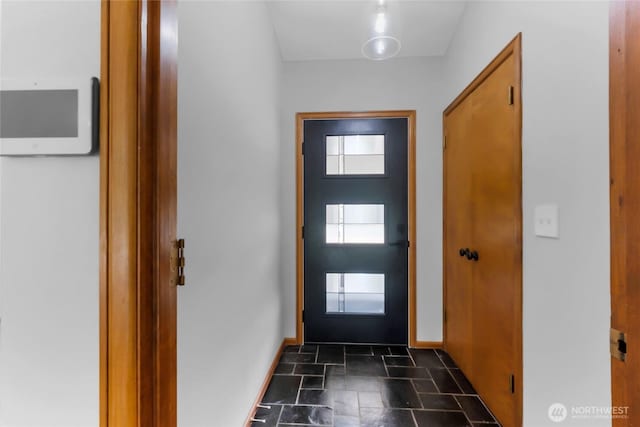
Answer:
[362,35,401,61]
[363,0,400,60]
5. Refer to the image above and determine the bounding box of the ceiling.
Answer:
[267,1,467,62]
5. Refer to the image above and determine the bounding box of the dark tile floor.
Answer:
[251,345,500,427]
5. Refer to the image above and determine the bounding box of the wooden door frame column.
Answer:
[610,2,640,425]
[294,111,431,348]
[100,1,178,426]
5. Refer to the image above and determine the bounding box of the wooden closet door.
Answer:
[443,35,522,427]
[443,101,474,376]
[468,52,521,427]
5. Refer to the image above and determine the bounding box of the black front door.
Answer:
[304,117,408,344]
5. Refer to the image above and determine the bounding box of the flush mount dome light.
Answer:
[362,35,401,61]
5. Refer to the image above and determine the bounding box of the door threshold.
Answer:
[304,341,409,346]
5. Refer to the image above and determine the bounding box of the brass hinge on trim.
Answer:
[443,136,447,151]
[508,86,515,105]
[610,327,627,361]
[176,238,185,286]
[510,374,515,394]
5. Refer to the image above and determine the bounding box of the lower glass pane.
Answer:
[326,273,385,314]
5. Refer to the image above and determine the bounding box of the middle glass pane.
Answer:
[326,204,385,244]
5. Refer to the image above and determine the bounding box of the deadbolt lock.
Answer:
[610,327,627,361]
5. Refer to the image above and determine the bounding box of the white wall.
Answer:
[442,2,610,426]
[280,58,445,342]
[0,1,100,426]
[177,2,284,426]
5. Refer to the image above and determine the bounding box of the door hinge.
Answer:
[610,327,627,361]
[302,310,305,323]
[508,86,514,105]
[172,238,185,286]
[302,142,305,155]
[510,374,515,394]
[443,135,447,151]
[301,225,305,239]
[177,238,185,286]
[443,309,447,324]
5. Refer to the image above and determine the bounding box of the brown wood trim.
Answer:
[412,341,444,350]
[100,1,177,426]
[99,1,110,426]
[283,337,298,346]
[609,3,640,425]
[513,34,524,427]
[295,114,304,344]
[295,111,417,346]
[440,117,447,350]
[512,34,524,427]
[244,338,294,427]
[407,111,418,348]
[609,3,627,418]
[297,111,417,120]
[104,2,140,425]
[609,2,628,422]
[138,2,158,423]
[144,0,178,424]
[441,116,446,351]
[442,34,522,427]
[444,34,522,116]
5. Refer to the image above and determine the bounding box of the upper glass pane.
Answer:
[326,135,385,175]
[326,204,384,244]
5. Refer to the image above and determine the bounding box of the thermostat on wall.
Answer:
[0,77,99,156]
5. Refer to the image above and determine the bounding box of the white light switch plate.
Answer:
[535,204,559,238]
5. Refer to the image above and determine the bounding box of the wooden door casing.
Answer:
[295,111,419,346]
[443,34,522,427]
[610,3,640,425]
[100,1,178,426]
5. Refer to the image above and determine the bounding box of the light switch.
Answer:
[534,204,559,238]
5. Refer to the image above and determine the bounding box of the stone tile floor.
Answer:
[251,344,500,427]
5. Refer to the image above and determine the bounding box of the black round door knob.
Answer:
[466,250,473,260]
[459,248,466,257]
[470,251,479,261]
